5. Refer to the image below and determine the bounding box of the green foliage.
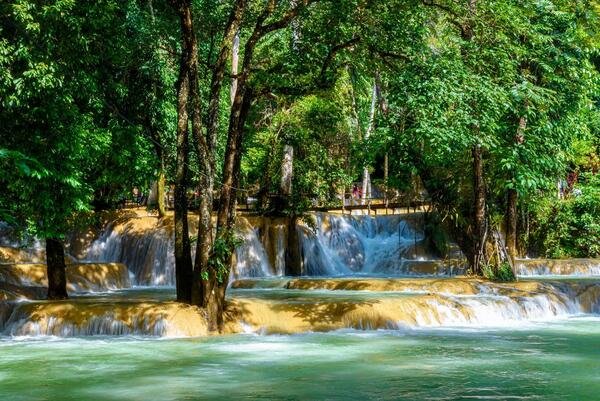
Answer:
[0,0,171,238]
[208,231,243,283]
[242,76,356,213]
[482,261,516,282]
[530,174,600,258]
[0,0,598,273]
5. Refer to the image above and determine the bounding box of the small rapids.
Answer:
[227,278,600,334]
[0,298,207,337]
[0,278,599,337]
[516,259,600,277]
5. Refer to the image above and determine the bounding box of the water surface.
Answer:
[1,317,598,401]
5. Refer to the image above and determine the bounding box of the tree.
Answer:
[0,0,163,297]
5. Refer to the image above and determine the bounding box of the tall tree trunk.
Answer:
[204,87,252,332]
[156,162,166,218]
[216,87,250,233]
[505,115,527,262]
[472,143,486,274]
[149,131,166,218]
[194,0,246,309]
[46,238,68,300]
[384,152,389,207]
[505,188,518,262]
[172,0,194,303]
[361,78,378,205]
[258,135,276,210]
[187,6,208,307]
[206,10,257,322]
[285,215,302,275]
[230,31,240,104]
[290,0,301,51]
[204,0,312,331]
[280,144,294,197]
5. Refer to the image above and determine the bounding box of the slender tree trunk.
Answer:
[46,238,68,300]
[148,129,167,218]
[172,0,194,303]
[505,115,527,262]
[205,87,253,332]
[384,152,389,207]
[472,143,486,274]
[505,188,518,262]
[361,78,378,205]
[216,87,249,233]
[280,145,294,197]
[188,12,209,307]
[290,0,301,50]
[156,158,167,218]
[230,31,240,104]
[258,136,276,210]
[228,89,254,228]
[203,0,310,331]
[203,79,247,332]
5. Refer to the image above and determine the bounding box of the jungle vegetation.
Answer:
[1,0,599,329]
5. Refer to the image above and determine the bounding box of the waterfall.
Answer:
[516,259,600,276]
[85,222,175,286]
[84,216,279,284]
[297,213,455,276]
[82,212,466,282]
[0,300,207,337]
[228,279,600,334]
[233,227,273,278]
[3,278,597,337]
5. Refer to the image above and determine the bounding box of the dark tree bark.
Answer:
[46,238,68,300]
[187,5,207,307]
[285,215,303,275]
[202,87,253,331]
[202,0,319,330]
[171,0,194,303]
[193,1,246,307]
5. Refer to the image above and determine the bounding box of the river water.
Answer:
[1,316,599,401]
[2,212,599,400]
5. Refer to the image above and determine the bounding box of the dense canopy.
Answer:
[1,0,599,325]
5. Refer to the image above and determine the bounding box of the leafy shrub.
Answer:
[529,174,600,258]
[482,261,516,282]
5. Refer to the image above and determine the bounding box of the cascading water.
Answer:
[516,259,600,276]
[227,278,600,333]
[0,298,207,337]
[2,211,599,338]
[234,227,273,278]
[83,216,280,284]
[82,212,465,282]
[85,222,175,286]
[297,213,459,276]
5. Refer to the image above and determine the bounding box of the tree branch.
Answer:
[421,0,466,37]
[319,36,361,84]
